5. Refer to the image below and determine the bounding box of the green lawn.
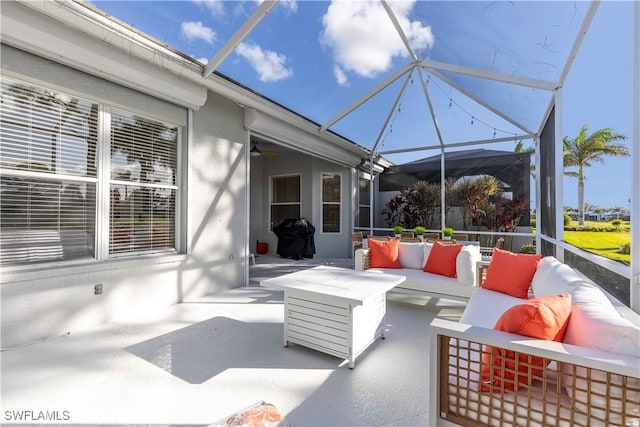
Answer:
[563,220,630,264]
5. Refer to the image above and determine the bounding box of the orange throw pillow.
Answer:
[423,241,463,277]
[368,238,402,269]
[480,293,572,392]
[483,248,541,298]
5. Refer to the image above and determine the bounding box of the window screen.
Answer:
[270,175,300,230]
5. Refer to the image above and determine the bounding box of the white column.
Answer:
[631,0,640,312]
[534,136,542,253]
[554,90,564,263]
[244,124,251,286]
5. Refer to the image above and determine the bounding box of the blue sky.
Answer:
[92,0,634,211]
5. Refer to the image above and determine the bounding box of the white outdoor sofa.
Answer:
[429,256,640,427]
[354,241,482,301]
[355,244,640,426]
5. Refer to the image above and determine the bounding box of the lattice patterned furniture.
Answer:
[429,256,640,426]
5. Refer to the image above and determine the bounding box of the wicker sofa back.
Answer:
[429,256,640,427]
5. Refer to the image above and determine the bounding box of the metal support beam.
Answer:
[424,67,534,135]
[417,68,445,146]
[534,136,542,254]
[371,67,414,154]
[421,59,556,91]
[203,1,279,78]
[380,0,417,61]
[554,89,564,263]
[440,147,446,232]
[557,1,600,88]
[631,0,640,313]
[321,62,414,132]
[379,134,535,155]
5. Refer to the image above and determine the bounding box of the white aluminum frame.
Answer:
[320,172,342,234]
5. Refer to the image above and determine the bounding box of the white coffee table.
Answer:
[261,265,405,368]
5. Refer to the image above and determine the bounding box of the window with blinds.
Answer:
[1,78,98,265]
[270,174,300,230]
[358,177,371,228]
[0,77,180,266]
[109,110,177,254]
[322,173,341,233]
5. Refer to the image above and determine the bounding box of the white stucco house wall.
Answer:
[0,1,379,348]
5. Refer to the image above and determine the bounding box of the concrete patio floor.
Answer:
[1,255,466,426]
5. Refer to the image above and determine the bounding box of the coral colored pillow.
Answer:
[368,238,402,269]
[480,293,572,392]
[483,248,541,298]
[423,242,463,277]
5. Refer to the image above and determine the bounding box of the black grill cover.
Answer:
[273,218,316,260]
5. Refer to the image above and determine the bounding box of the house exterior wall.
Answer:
[250,153,353,259]
[0,47,248,348]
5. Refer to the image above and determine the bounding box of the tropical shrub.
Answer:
[519,243,537,254]
[619,242,630,254]
[563,213,572,227]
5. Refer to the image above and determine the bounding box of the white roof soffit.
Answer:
[202,0,279,78]
[6,0,207,109]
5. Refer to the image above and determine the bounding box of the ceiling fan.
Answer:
[250,141,280,157]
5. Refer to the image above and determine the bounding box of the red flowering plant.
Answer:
[484,197,528,234]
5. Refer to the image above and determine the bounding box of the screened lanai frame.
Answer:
[48,0,638,310]
[205,0,639,312]
[303,0,639,312]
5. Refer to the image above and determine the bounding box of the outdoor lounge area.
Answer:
[1,1,639,426]
[2,256,468,425]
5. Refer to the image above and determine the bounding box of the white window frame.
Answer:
[357,174,371,229]
[0,76,182,269]
[269,173,301,232]
[321,172,342,234]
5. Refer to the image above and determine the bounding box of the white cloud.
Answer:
[320,0,434,81]
[181,21,216,44]
[192,0,224,17]
[255,0,297,13]
[333,65,349,87]
[280,0,298,13]
[236,42,293,83]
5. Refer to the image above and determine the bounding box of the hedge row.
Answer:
[564,226,629,232]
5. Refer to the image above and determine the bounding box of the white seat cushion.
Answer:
[456,244,481,286]
[460,288,524,329]
[398,242,425,270]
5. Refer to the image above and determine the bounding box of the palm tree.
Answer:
[514,140,536,178]
[563,125,629,225]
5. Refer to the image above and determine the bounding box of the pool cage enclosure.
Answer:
[316,1,639,311]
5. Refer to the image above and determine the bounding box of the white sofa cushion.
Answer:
[460,288,524,329]
[456,244,481,286]
[422,242,434,267]
[531,256,585,297]
[559,281,640,422]
[368,268,476,299]
[563,282,640,357]
[398,242,425,270]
